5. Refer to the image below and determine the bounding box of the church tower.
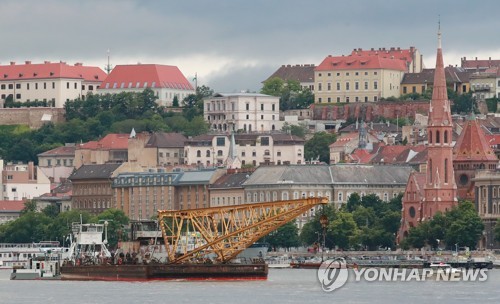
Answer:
[422,24,457,219]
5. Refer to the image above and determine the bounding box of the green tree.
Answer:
[451,92,477,114]
[281,122,308,139]
[304,132,336,163]
[172,95,179,107]
[300,205,336,248]
[21,200,37,215]
[346,193,361,212]
[91,209,130,248]
[260,77,284,96]
[262,220,300,250]
[444,201,484,249]
[330,211,359,250]
[42,205,60,218]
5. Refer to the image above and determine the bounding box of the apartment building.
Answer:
[314,54,406,104]
[204,93,280,132]
[0,61,106,108]
[1,160,51,200]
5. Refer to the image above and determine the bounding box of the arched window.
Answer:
[293,191,299,199]
[282,192,289,201]
[243,124,247,131]
[444,159,448,183]
[429,159,433,182]
[444,130,448,143]
[246,193,251,203]
[253,193,258,202]
[272,124,275,130]
[197,150,201,157]
[338,192,343,202]
[217,150,223,157]
[206,150,211,157]
[436,130,440,143]
[429,131,432,144]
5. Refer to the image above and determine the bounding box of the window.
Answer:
[217,150,223,156]
[252,151,256,157]
[35,83,38,90]
[246,103,249,110]
[261,104,264,110]
[346,96,350,103]
[16,83,21,89]
[8,84,13,89]
[272,104,276,111]
[346,82,350,90]
[355,82,359,90]
[197,150,201,157]
[277,151,281,156]
[436,130,440,143]
[216,137,225,146]
[47,160,52,166]
[444,159,448,183]
[338,192,343,202]
[318,83,322,91]
[67,82,69,89]
[261,137,269,146]
[16,93,21,99]
[0,84,4,89]
[206,150,210,157]
[328,97,331,102]
[409,207,416,218]
[337,97,341,102]
[444,131,448,143]
[241,151,246,157]
[374,71,378,75]
[74,83,77,89]
[346,72,350,76]
[336,82,340,90]
[403,87,407,94]
[44,82,47,89]
[327,83,331,91]
[374,81,378,90]
[412,86,416,93]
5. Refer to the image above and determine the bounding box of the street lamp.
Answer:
[320,214,329,261]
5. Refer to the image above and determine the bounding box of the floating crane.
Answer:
[158,197,328,264]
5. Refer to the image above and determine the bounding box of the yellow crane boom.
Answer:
[158,197,328,264]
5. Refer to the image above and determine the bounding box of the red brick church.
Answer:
[399,28,498,241]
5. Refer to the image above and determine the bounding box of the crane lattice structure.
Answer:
[158,197,327,264]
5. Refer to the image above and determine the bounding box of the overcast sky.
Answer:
[2,0,499,93]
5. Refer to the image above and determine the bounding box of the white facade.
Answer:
[0,62,106,108]
[2,164,51,201]
[204,93,280,132]
[184,134,304,167]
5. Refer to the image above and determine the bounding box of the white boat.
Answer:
[10,252,62,280]
[429,262,462,275]
[266,255,291,268]
[0,242,70,269]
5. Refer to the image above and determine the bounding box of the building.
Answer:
[472,170,500,249]
[209,172,250,207]
[37,144,76,168]
[112,169,181,220]
[74,133,129,168]
[174,169,225,210]
[314,53,406,104]
[0,61,106,108]
[453,114,498,201]
[1,160,50,200]
[69,163,122,214]
[400,29,458,240]
[264,64,316,91]
[350,47,424,73]
[97,64,194,107]
[32,179,72,213]
[400,66,471,96]
[144,132,187,166]
[0,200,26,224]
[184,133,305,167]
[469,67,500,101]
[331,164,412,208]
[203,93,280,132]
[461,57,500,72]
[243,165,334,229]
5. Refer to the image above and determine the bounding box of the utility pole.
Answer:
[105,49,113,74]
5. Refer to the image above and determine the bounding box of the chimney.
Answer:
[10,62,15,65]
[28,161,35,181]
[390,47,395,51]
[475,57,478,61]
[371,48,374,51]
[25,61,31,64]
[44,61,51,64]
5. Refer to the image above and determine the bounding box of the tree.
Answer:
[304,132,336,163]
[300,204,336,248]
[21,200,37,215]
[451,92,477,114]
[42,204,60,218]
[346,193,361,212]
[262,220,300,250]
[443,201,484,249]
[172,95,179,107]
[281,122,308,139]
[495,220,500,243]
[91,209,130,248]
[260,77,284,97]
[330,211,359,250]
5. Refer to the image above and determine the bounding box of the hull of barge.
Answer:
[60,263,268,281]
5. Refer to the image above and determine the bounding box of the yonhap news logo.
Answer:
[317,260,489,292]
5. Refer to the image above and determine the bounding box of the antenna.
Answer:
[437,15,442,49]
[105,49,113,74]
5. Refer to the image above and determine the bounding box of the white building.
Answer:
[1,160,51,200]
[0,61,107,108]
[97,64,195,107]
[184,133,305,167]
[204,93,280,132]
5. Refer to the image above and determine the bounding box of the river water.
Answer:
[0,269,499,304]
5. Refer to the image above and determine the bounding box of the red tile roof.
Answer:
[329,133,358,148]
[99,64,194,90]
[316,54,407,72]
[0,61,106,82]
[351,47,414,64]
[37,145,76,157]
[453,117,498,161]
[78,134,129,150]
[0,200,26,212]
[461,58,500,70]
[349,149,375,164]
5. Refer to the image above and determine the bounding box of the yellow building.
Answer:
[400,66,472,96]
[314,54,406,103]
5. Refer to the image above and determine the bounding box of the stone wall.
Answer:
[310,100,430,122]
[0,107,65,128]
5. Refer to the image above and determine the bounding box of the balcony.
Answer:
[472,85,491,92]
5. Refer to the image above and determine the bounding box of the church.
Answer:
[399,27,498,242]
